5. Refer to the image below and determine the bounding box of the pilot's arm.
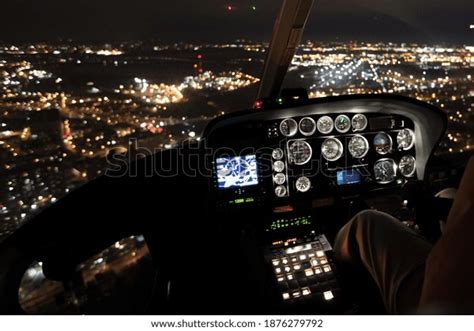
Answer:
[419,157,474,312]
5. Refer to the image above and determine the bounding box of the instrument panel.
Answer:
[205,96,446,209]
[269,113,416,198]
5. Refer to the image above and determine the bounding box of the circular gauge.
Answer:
[273,160,285,173]
[273,173,286,185]
[399,155,416,177]
[317,116,334,134]
[275,185,287,198]
[335,115,351,133]
[288,140,312,165]
[295,176,311,193]
[321,138,343,162]
[374,158,397,184]
[348,135,369,159]
[352,114,368,132]
[397,128,415,151]
[280,118,298,137]
[299,117,316,136]
[272,148,284,160]
[373,132,393,155]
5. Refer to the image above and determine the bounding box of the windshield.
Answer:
[0,0,473,242]
[283,0,473,157]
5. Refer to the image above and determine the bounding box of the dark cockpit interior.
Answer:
[0,0,472,315]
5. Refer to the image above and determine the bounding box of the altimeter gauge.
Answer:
[348,135,369,159]
[321,138,343,161]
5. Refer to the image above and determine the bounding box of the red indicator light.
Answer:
[254,100,264,109]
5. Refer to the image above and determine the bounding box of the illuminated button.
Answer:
[299,254,307,260]
[304,268,314,277]
[292,291,301,298]
[293,264,301,270]
[282,258,288,264]
[272,259,280,266]
[291,257,298,262]
[282,292,290,300]
[319,258,328,265]
[284,266,291,272]
[287,273,294,280]
[316,250,325,257]
[302,287,311,296]
[314,267,322,274]
[323,265,332,273]
[275,267,282,273]
[310,258,319,267]
[287,245,303,254]
[277,276,285,282]
[308,253,315,257]
[323,291,334,301]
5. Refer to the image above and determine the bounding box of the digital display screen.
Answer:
[216,155,259,189]
[337,169,362,186]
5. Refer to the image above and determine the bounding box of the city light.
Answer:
[0,39,473,241]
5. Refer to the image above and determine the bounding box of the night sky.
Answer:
[0,0,472,44]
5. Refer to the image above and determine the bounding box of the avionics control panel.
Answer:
[205,97,446,214]
[212,112,416,210]
[266,234,346,310]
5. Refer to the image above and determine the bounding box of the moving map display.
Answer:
[216,155,259,189]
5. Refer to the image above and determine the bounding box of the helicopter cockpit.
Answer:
[0,0,472,315]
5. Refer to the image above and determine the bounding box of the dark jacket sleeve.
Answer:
[419,157,474,313]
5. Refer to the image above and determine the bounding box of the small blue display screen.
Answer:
[216,155,259,189]
[337,169,362,186]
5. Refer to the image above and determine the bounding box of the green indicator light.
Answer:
[245,197,255,203]
[277,97,284,104]
[234,198,245,204]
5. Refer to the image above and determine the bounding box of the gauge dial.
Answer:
[273,160,285,173]
[373,132,393,155]
[348,135,369,159]
[335,115,351,133]
[275,185,287,198]
[317,116,334,134]
[272,148,284,160]
[299,117,316,136]
[399,155,416,177]
[352,114,368,132]
[273,173,286,185]
[397,128,415,151]
[321,138,343,162]
[288,140,312,165]
[280,118,298,137]
[374,159,397,184]
[295,176,311,193]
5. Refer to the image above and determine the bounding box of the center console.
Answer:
[265,234,346,310]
